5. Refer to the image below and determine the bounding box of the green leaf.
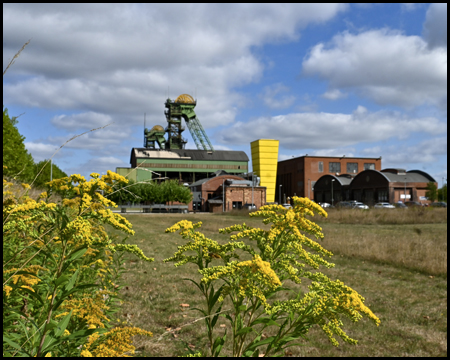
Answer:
[245,336,276,352]
[190,307,208,317]
[65,328,98,341]
[238,304,247,312]
[3,335,22,351]
[235,326,254,336]
[251,317,280,327]
[54,274,71,287]
[212,331,226,357]
[65,268,79,291]
[183,278,203,292]
[11,284,44,306]
[66,247,88,263]
[54,310,72,337]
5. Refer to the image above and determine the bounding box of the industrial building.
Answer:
[116,94,249,184]
[276,155,382,203]
[189,173,265,212]
[251,139,279,203]
[313,168,437,206]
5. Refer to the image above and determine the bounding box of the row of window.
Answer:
[139,162,247,170]
[318,162,375,174]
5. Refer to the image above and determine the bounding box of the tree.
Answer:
[425,182,438,202]
[3,107,35,182]
[438,184,447,202]
[33,160,68,188]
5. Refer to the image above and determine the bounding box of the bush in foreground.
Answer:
[3,170,153,357]
[165,197,380,357]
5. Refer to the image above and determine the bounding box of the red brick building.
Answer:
[313,168,437,206]
[189,174,266,212]
[276,155,382,203]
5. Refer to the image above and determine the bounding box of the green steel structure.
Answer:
[117,148,248,184]
[144,125,166,149]
[119,93,248,185]
[143,94,214,151]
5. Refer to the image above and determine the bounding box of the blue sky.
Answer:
[3,4,447,187]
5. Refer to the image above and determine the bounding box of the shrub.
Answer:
[165,197,380,357]
[3,170,154,357]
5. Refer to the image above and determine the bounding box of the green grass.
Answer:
[107,210,447,357]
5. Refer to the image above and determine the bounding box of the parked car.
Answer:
[394,202,408,209]
[430,202,447,208]
[318,202,331,208]
[243,203,257,210]
[282,203,292,209]
[404,201,422,207]
[374,202,395,209]
[351,202,369,209]
[336,201,353,208]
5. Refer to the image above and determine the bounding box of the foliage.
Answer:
[164,197,380,357]
[108,179,193,205]
[425,182,438,202]
[33,160,68,189]
[3,170,154,357]
[438,184,447,202]
[3,107,35,183]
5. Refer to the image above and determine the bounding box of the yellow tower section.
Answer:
[251,139,279,203]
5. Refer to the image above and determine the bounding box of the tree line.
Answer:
[107,179,193,205]
[4,107,192,205]
[3,107,67,187]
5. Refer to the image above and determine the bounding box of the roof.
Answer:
[131,148,249,162]
[379,170,435,183]
[189,178,211,187]
[278,155,381,163]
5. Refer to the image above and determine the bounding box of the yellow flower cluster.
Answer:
[56,290,114,328]
[81,326,153,357]
[108,244,154,262]
[164,220,248,267]
[3,265,48,293]
[200,255,281,306]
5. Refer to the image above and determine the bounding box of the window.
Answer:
[318,161,323,173]
[364,163,375,170]
[347,163,358,174]
[377,190,388,202]
[329,162,341,173]
[232,201,242,209]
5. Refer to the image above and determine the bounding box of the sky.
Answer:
[3,3,447,187]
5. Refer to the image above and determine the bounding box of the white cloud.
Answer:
[3,4,346,129]
[51,112,113,130]
[302,29,447,109]
[321,89,347,100]
[261,83,296,109]
[362,136,447,168]
[24,142,62,162]
[65,156,129,179]
[423,3,447,49]
[219,107,446,149]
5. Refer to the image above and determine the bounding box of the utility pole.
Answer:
[222,179,225,213]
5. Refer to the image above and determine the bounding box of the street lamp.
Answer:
[279,184,282,205]
[331,179,335,206]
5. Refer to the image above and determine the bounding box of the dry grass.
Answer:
[319,207,447,225]
[106,211,447,357]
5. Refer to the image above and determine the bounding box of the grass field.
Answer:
[107,208,447,357]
